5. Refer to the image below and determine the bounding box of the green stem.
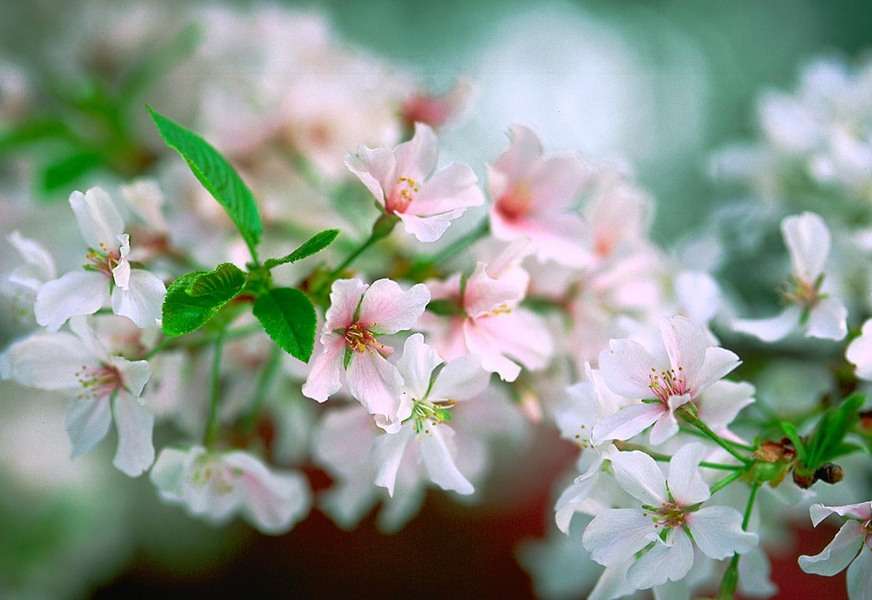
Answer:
[717,483,760,600]
[409,219,489,279]
[709,469,745,495]
[204,329,226,446]
[242,343,282,433]
[315,213,399,293]
[679,411,753,464]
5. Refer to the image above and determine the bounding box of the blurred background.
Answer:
[1,0,870,598]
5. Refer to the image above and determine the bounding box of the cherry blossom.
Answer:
[150,445,310,534]
[301,278,430,431]
[582,444,757,591]
[3,231,56,316]
[487,125,589,266]
[0,316,155,476]
[798,501,872,600]
[345,123,484,242]
[733,212,847,342]
[34,187,166,331]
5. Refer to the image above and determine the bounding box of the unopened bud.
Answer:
[814,463,844,485]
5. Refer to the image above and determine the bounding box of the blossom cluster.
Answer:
[0,4,870,599]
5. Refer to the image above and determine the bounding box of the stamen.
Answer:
[343,322,393,357]
[648,366,688,404]
[75,363,123,401]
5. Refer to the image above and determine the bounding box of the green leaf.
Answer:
[264,229,340,269]
[253,288,316,362]
[162,267,247,337]
[804,393,865,469]
[148,107,262,258]
[779,421,807,463]
[0,118,74,154]
[40,150,103,193]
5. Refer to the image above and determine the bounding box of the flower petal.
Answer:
[582,508,658,566]
[69,187,125,250]
[688,505,758,560]
[799,520,864,576]
[806,297,847,340]
[659,315,708,385]
[526,154,586,211]
[846,545,872,600]
[555,467,600,534]
[410,162,484,215]
[419,423,474,495]
[344,146,396,206]
[394,122,439,181]
[150,447,190,499]
[809,502,872,527]
[301,334,345,402]
[35,270,109,332]
[690,346,741,394]
[649,408,681,446]
[0,331,97,390]
[781,211,830,282]
[697,380,755,430]
[396,210,460,243]
[372,424,414,496]
[732,307,801,343]
[395,333,441,401]
[428,355,489,403]
[490,125,543,191]
[7,230,55,290]
[627,528,694,589]
[325,278,368,330]
[65,396,112,458]
[666,443,711,505]
[599,339,658,399]
[358,279,430,334]
[346,350,405,426]
[110,269,166,329]
[112,393,155,477]
[609,448,667,505]
[592,403,662,445]
[846,320,872,380]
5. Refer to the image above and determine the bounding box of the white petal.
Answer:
[394,122,439,181]
[738,547,778,598]
[419,423,474,495]
[666,443,711,505]
[359,279,430,334]
[428,355,490,402]
[781,211,830,282]
[555,468,600,534]
[732,307,801,343]
[372,424,414,496]
[627,528,694,589]
[410,162,484,215]
[688,505,758,560]
[806,297,847,340]
[846,321,872,380]
[112,234,131,289]
[395,333,441,400]
[68,315,109,361]
[697,380,755,430]
[69,187,125,250]
[609,449,667,505]
[112,393,155,477]
[7,230,56,290]
[810,502,872,527]
[110,269,166,328]
[345,146,396,206]
[582,508,658,566]
[599,339,658,399]
[346,350,405,427]
[150,447,191,499]
[799,520,865,576]
[649,409,681,446]
[675,270,720,327]
[121,178,167,231]
[35,270,109,331]
[110,356,151,398]
[847,546,872,600]
[690,346,741,394]
[396,211,457,243]
[592,403,662,445]
[659,315,708,385]
[65,396,112,458]
[0,331,97,390]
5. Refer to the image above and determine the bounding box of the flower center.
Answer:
[648,367,688,404]
[343,322,393,357]
[496,182,533,221]
[644,501,688,529]
[75,363,123,400]
[192,455,236,494]
[84,245,121,278]
[781,275,821,309]
[387,176,420,213]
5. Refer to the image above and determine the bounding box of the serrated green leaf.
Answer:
[162,268,246,337]
[779,421,807,463]
[264,229,340,269]
[805,393,865,469]
[252,288,316,362]
[148,107,262,258]
[188,263,245,297]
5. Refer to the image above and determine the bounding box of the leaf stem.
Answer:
[709,469,745,495]
[717,482,760,600]
[204,329,226,446]
[316,212,399,292]
[679,411,753,464]
[408,219,490,279]
[242,343,282,433]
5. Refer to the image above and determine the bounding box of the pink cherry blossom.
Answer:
[302,278,430,431]
[487,125,589,267]
[345,123,484,242]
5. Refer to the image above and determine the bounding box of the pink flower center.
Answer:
[648,366,688,404]
[343,322,393,357]
[496,182,533,221]
[387,176,419,214]
[75,363,123,400]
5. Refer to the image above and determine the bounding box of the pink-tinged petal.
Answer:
[666,443,710,505]
[698,381,755,430]
[554,465,601,534]
[609,449,667,505]
[809,502,872,527]
[110,356,150,398]
[396,210,460,243]
[464,309,553,381]
[121,179,167,232]
[301,335,345,402]
[690,346,741,395]
[526,154,586,211]
[781,211,830,282]
[419,423,474,495]
[501,212,591,267]
[395,122,439,181]
[420,313,468,362]
[599,339,658,399]
[583,508,658,566]
[395,333,441,400]
[846,320,872,380]
[732,307,802,343]
[346,350,405,423]
[112,393,155,477]
[649,407,680,446]
[7,230,55,290]
[35,270,109,332]
[324,278,368,330]
[65,396,112,458]
[425,272,462,301]
[627,529,694,590]
[429,355,489,402]
[410,163,484,215]
[846,546,872,600]
[490,125,543,189]
[69,187,125,250]
[688,505,758,560]
[463,317,520,381]
[676,271,721,327]
[372,424,415,496]
[344,146,396,206]
[0,331,97,390]
[110,269,166,329]
[463,262,526,318]
[659,316,708,385]
[592,403,662,445]
[359,279,430,334]
[798,520,865,576]
[806,297,847,340]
